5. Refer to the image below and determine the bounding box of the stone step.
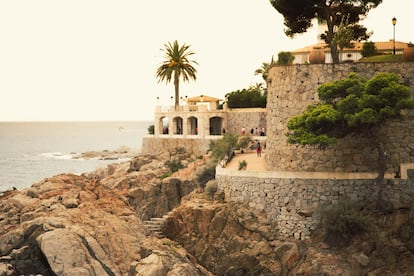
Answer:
[144,216,167,238]
[143,220,163,225]
[145,225,162,231]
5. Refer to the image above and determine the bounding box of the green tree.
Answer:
[287,72,414,205]
[361,41,377,57]
[156,40,198,107]
[277,51,295,65]
[209,133,238,162]
[332,16,355,60]
[225,84,267,108]
[254,62,270,82]
[269,0,382,64]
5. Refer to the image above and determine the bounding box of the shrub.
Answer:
[195,161,216,189]
[165,160,183,173]
[237,135,252,152]
[361,41,377,57]
[147,125,155,134]
[238,160,247,170]
[205,180,218,199]
[174,147,186,154]
[209,133,238,162]
[316,199,372,248]
[277,51,295,65]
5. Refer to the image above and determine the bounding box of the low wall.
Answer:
[141,136,217,155]
[226,108,266,135]
[216,167,414,240]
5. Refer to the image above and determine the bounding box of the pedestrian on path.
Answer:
[256,142,262,157]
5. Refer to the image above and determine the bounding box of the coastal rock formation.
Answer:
[164,192,414,275]
[0,153,209,275]
[1,150,414,275]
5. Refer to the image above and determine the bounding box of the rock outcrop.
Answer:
[0,153,209,275]
[164,192,414,275]
[1,150,414,275]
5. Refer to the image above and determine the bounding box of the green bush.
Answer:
[238,160,247,170]
[195,162,216,189]
[147,125,155,134]
[165,160,183,173]
[209,133,238,161]
[317,199,372,248]
[277,51,295,65]
[361,41,377,57]
[205,180,218,199]
[237,135,252,152]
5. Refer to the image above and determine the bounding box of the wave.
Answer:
[40,152,77,160]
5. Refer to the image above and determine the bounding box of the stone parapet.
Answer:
[141,136,218,156]
[216,166,414,240]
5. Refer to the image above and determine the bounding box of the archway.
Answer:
[209,116,223,135]
[187,116,198,135]
[159,116,169,135]
[173,116,183,135]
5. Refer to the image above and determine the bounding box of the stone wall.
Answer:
[141,136,214,156]
[216,167,414,240]
[143,108,267,155]
[225,108,267,135]
[266,62,414,174]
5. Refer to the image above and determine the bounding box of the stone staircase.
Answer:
[143,215,170,238]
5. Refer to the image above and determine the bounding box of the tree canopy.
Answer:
[269,0,382,63]
[156,40,198,107]
[225,84,267,108]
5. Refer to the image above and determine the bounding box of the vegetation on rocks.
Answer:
[1,147,414,275]
[316,199,373,248]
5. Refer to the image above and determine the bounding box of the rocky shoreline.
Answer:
[1,150,414,275]
[72,146,140,160]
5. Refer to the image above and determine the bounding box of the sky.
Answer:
[0,0,412,121]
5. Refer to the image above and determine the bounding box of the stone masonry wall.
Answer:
[216,168,414,240]
[266,63,414,174]
[226,108,267,135]
[141,136,213,156]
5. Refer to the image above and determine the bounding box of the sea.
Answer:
[0,121,151,191]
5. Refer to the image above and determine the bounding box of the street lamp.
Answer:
[392,17,397,55]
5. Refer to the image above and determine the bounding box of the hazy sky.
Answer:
[0,1,411,121]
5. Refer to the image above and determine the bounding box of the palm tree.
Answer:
[156,40,198,107]
[254,62,270,83]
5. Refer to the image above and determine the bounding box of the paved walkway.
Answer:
[225,151,267,171]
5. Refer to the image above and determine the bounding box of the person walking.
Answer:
[256,142,262,157]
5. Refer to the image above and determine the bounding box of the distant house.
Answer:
[291,40,411,64]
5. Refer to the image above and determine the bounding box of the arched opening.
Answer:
[173,116,183,135]
[159,117,169,135]
[209,116,223,135]
[187,116,198,135]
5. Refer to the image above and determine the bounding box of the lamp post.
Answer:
[392,17,397,55]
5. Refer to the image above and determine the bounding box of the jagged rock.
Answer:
[0,160,206,275]
[2,150,414,275]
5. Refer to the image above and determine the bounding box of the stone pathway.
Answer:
[225,151,267,171]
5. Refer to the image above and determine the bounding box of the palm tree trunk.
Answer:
[174,71,180,108]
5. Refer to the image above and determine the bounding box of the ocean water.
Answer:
[0,121,151,191]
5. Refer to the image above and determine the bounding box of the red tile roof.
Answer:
[291,40,410,53]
